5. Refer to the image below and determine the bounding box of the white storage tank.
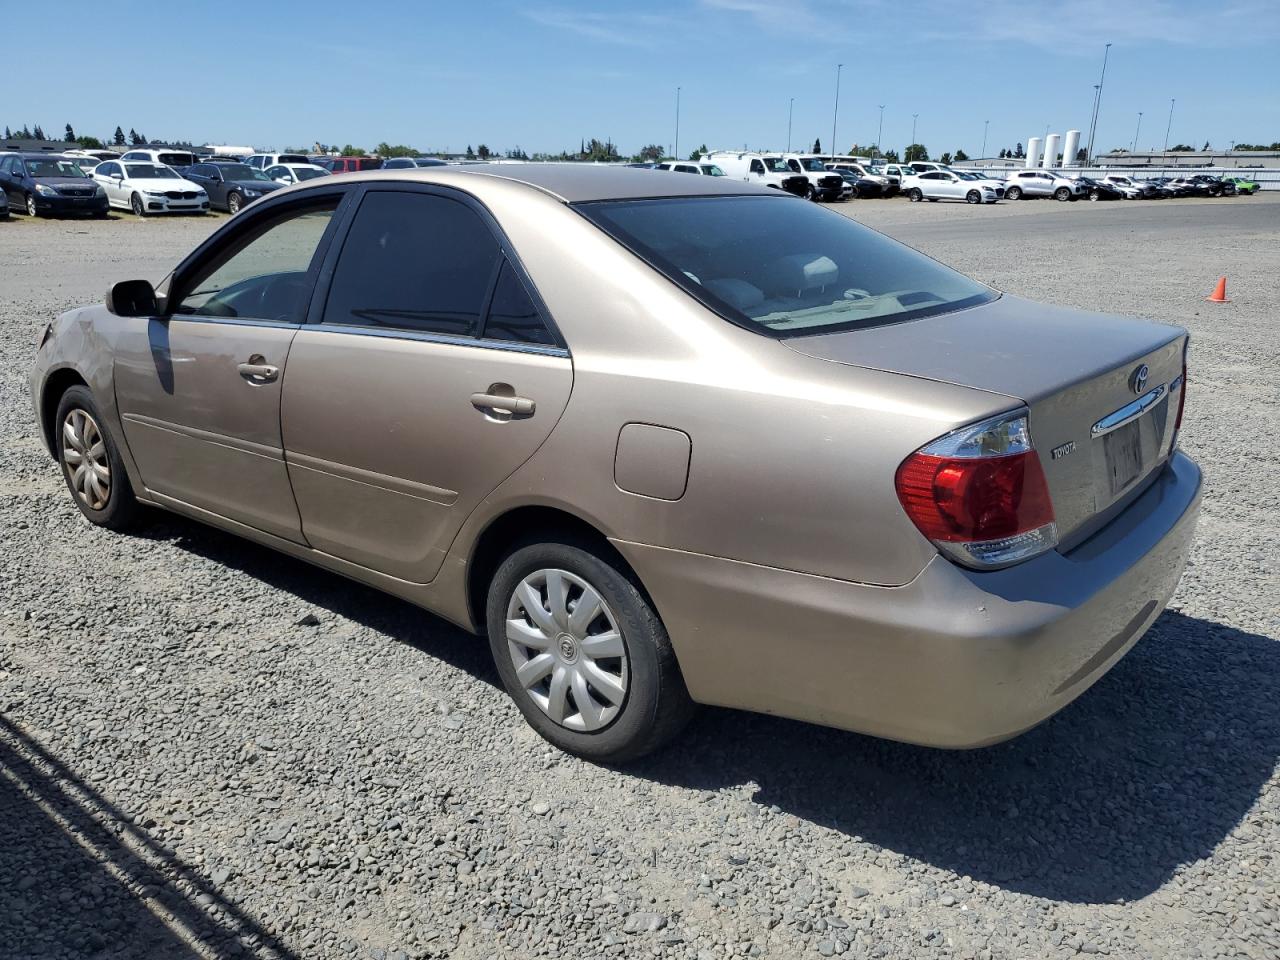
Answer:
[1025,137,1043,169]
[1063,130,1081,167]
[1044,133,1062,168]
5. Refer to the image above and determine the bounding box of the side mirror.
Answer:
[106,279,158,318]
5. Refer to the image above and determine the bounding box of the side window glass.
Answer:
[322,191,502,337]
[750,160,764,174]
[483,261,554,346]
[0,157,11,174]
[175,201,338,322]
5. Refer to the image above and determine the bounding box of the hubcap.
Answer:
[506,569,628,732]
[61,409,110,510]
[27,195,36,216]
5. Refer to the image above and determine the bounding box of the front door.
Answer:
[113,194,345,541]
[281,186,573,583]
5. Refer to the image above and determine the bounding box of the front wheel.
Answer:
[55,385,144,531]
[227,192,244,214]
[908,187,923,202]
[1054,187,1071,201]
[486,541,694,763]
[966,190,981,204]
[130,192,146,217]
[1089,189,1101,201]
[26,193,38,217]
[1005,186,1022,200]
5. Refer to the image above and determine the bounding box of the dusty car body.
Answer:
[29,166,1201,761]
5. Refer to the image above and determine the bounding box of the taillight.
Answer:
[1170,347,1188,449]
[895,410,1058,569]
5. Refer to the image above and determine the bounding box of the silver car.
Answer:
[28,166,1200,761]
[1003,169,1087,201]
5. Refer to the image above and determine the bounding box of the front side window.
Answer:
[750,159,765,174]
[322,191,502,337]
[174,201,338,322]
[578,195,995,338]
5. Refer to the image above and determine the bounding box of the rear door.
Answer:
[280,184,573,583]
[112,191,349,540]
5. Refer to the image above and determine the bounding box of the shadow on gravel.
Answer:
[635,610,1280,905]
[126,517,1277,906]
[0,716,300,959]
[136,515,500,686]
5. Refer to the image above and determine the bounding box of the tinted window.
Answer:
[322,192,502,337]
[158,153,195,166]
[175,202,338,322]
[0,157,12,174]
[278,154,308,164]
[579,195,995,338]
[750,159,764,174]
[97,162,120,177]
[483,262,554,345]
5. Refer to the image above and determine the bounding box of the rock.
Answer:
[623,912,667,934]
[530,800,552,816]
[295,613,321,627]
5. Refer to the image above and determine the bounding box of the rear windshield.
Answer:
[278,154,308,164]
[577,195,996,337]
[159,153,195,166]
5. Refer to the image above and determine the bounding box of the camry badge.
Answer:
[1130,364,1150,395]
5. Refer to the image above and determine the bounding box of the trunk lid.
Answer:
[784,294,1186,544]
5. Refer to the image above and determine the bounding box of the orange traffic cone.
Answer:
[1206,276,1230,303]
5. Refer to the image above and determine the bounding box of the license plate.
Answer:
[1103,419,1144,495]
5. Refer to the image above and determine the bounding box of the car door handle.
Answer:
[471,392,535,416]
[238,358,279,383]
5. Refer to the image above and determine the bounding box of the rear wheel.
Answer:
[54,385,143,531]
[1005,186,1022,200]
[966,190,981,204]
[130,192,145,217]
[227,191,244,214]
[486,540,694,763]
[908,187,923,202]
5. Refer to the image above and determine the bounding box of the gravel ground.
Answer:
[1,196,1277,960]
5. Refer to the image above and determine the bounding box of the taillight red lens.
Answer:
[895,450,1055,543]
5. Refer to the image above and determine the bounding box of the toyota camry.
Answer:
[28,166,1200,762]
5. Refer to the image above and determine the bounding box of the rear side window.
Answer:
[483,262,554,345]
[322,191,501,337]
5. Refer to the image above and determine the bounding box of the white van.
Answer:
[702,152,809,196]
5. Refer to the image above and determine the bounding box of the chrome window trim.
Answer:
[306,322,570,358]
[1091,383,1168,438]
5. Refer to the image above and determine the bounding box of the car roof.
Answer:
[327,163,768,202]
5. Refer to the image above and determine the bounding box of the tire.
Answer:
[1005,186,1022,200]
[1089,189,1100,201]
[26,193,38,217]
[130,193,145,217]
[54,385,144,531]
[908,187,923,202]
[1054,187,1071,202]
[486,540,695,763]
[227,192,244,215]
[965,190,981,204]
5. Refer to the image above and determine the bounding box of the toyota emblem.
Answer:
[1130,364,1149,395]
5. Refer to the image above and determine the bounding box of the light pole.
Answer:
[787,97,795,152]
[877,104,885,158]
[673,86,681,160]
[909,113,918,161]
[1085,42,1111,163]
[1163,98,1175,153]
[1131,111,1143,154]
[830,64,842,156]
[981,119,989,159]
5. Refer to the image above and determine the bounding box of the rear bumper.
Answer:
[615,451,1201,747]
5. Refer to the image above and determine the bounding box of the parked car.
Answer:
[119,148,198,170]
[183,162,283,213]
[320,156,384,173]
[1166,177,1213,197]
[1144,177,1188,198]
[702,151,809,196]
[264,163,331,185]
[65,148,121,164]
[1224,175,1259,195]
[780,153,846,201]
[27,166,1200,762]
[655,161,726,176]
[625,162,657,169]
[245,153,311,170]
[1002,169,1086,201]
[0,153,108,218]
[831,169,884,198]
[1100,175,1157,199]
[381,157,450,169]
[1071,176,1123,201]
[903,170,1003,204]
[827,161,893,194]
[92,160,209,216]
[0,188,8,219]
[1188,174,1234,196]
[877,163,914,192]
